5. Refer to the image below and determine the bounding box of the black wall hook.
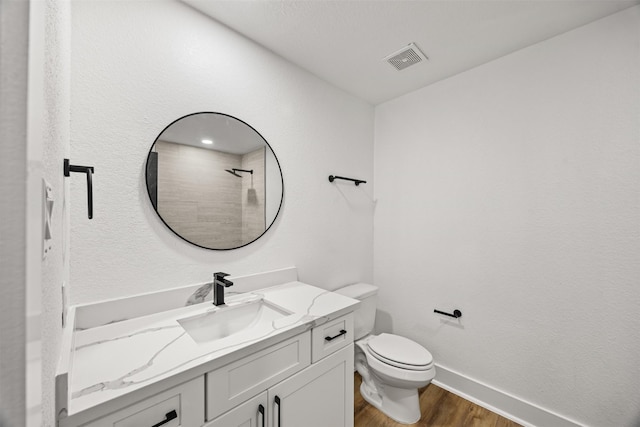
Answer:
[434,309,462,319]
[328,175,367,186]
[64,159,94,219]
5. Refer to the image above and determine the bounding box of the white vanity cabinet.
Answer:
[205,313,354,427]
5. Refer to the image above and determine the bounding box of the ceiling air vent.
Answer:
[384,42,428,71]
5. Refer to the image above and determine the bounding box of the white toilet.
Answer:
[335,283,435,424]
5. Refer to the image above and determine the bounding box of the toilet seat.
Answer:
[358,339,436,390]
[367,333,433,371]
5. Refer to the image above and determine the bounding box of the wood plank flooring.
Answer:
[354,373,523,427]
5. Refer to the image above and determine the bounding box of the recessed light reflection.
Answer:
[201,139,213,145]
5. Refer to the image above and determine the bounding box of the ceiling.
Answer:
[184,0,638,105]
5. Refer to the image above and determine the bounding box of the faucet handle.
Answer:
[213,272,233,287]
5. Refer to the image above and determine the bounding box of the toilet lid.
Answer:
[367,333,433,369]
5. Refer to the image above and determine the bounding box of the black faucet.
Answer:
[213,272,233,306]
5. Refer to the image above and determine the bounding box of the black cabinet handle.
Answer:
[325,329,347,342]
[258,404,265,427]
[150,409,177,427]
[274,395,281,427]
[64,159,95,219]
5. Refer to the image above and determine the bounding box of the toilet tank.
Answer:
[335,283,378,340]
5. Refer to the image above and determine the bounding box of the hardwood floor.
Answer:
[354,373,522,427]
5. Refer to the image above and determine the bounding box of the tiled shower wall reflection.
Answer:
[155,141,265,248]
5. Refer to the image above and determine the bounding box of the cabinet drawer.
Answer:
[81,376,204,427]
[311,313,353,363]
[206,331,311,421]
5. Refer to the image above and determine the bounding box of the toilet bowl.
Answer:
[335,284,436,424]
[355,334,435,424]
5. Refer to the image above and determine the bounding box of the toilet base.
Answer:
[359,381,422,424]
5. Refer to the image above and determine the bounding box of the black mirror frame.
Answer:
[145,112,284,250]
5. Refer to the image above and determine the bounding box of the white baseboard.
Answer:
[432,364,584,427]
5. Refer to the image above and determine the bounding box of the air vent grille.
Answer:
[384,43,427,71]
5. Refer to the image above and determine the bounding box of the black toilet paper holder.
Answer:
[434,309,462,319]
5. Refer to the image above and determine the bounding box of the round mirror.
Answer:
[145,112,283,250]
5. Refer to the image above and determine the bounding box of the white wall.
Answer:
[0,1,29,425]
[374,7,640,427]
[37,0,73,425]
[69,0,374,304]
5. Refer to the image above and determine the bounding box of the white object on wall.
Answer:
[43,179,53,259]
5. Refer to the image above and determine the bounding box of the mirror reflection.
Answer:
[146,112,283,250]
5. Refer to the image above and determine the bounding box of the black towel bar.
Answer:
[328,175,366,186]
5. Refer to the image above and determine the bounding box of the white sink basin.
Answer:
[177,298,292,344]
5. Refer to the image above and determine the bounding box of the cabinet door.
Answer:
[205,391,267,427]
[268,344,353,427]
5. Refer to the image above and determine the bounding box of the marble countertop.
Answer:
[64,281,359,419]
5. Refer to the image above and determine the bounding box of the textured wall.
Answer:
[374,7,640,427]
[69,1,374,303]
[0,1,29,425]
